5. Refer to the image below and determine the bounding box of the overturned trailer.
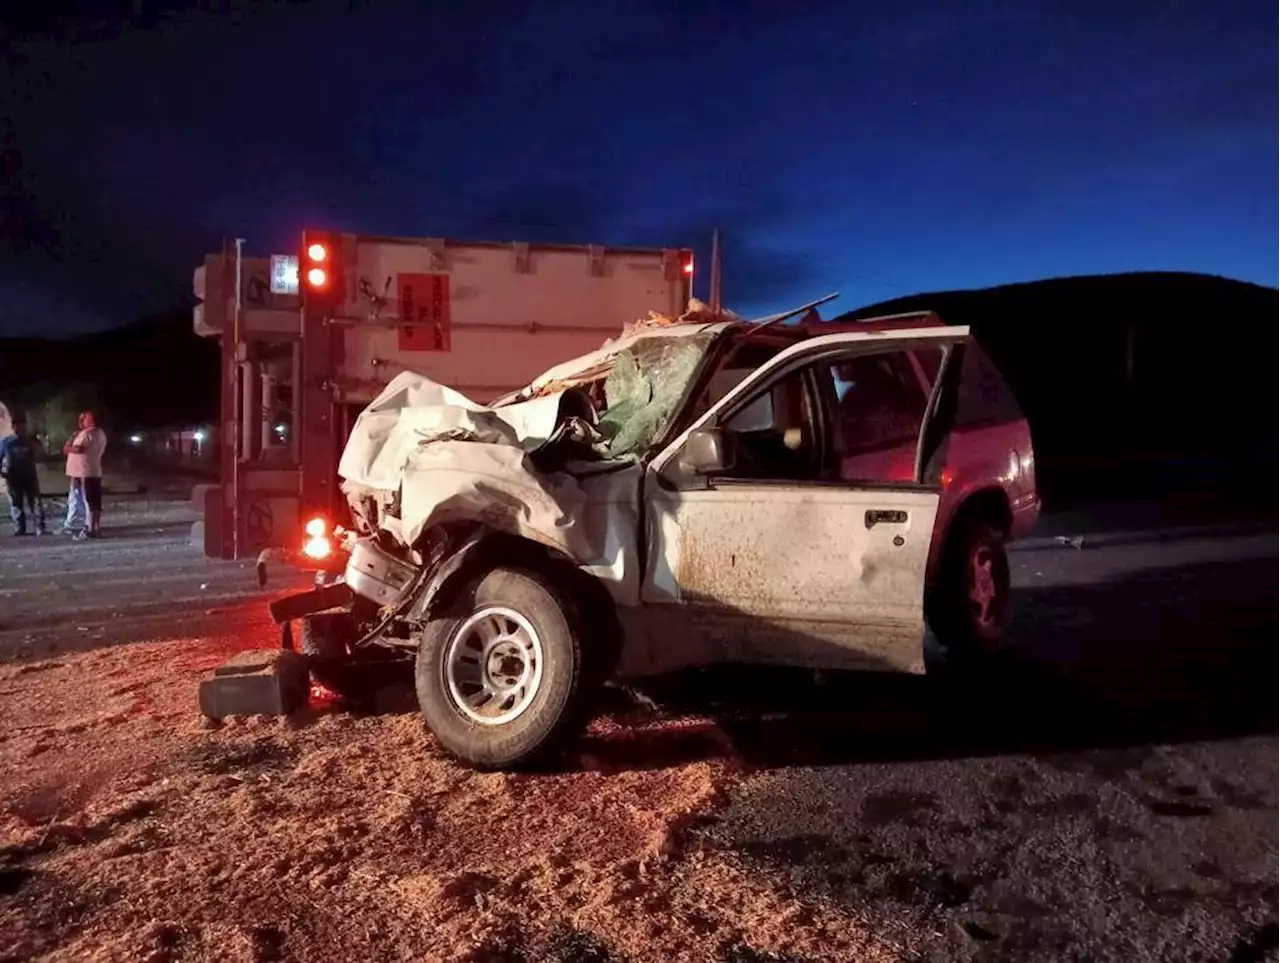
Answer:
[192,233,694,559]
[258,299,1038,770]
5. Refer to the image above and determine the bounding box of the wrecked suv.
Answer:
[272,306,1038,769]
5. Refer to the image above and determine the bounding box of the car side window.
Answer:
[820,349,931,484]
[719,367,823,482]
[954,343,1023,428]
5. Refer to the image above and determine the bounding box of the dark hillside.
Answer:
[0,311,218,430]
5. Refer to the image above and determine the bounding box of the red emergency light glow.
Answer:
[683,257,695,275]
[301,516,334,560]
[307,243,328,262]
[303,536,332,560]
[306,267,328,288]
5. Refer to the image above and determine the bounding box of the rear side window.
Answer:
[954,344,1023,428]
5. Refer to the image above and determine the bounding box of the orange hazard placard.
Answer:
[397,272,452,352]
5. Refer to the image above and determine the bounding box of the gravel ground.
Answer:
[0,493,1275,963]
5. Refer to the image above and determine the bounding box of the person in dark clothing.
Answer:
[1,416,47,536]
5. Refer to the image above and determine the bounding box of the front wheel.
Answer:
[414,566,586,770]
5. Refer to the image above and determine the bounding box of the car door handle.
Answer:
[865,510,908,529]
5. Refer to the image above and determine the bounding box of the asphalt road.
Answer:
[0,501,309,661]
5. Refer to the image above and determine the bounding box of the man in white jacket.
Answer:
[63,411,108,540]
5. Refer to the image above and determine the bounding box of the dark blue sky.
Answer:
[1,0,1274,337]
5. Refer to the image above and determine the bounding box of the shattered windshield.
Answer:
[596,333,715,456]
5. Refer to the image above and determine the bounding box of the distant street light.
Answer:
[129,434,143,444]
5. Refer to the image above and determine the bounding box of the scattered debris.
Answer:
[0,622,903,963]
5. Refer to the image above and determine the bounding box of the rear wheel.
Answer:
[414,566,586,770]
[929,519,1011,658]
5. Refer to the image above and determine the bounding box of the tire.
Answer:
[414,566,586,771]
[300,611,367,702]
[929,519,1011,658]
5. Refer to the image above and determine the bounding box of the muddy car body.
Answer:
[273,307,1038,768]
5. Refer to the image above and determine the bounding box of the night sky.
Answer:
[1,0,1274,338]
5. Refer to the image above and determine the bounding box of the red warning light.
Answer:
[683,257,695,275]
[301,231,342,306]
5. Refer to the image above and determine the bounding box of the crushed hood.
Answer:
[338,372,574,492]
[338,371,595,557]
[335,297,791,557]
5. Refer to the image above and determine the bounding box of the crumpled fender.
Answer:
[406,528,572,623]
[405,530,490,622]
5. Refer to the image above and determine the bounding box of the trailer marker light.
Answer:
[306,267,327,288]
[306,243,328,262]
[683,259,694,275]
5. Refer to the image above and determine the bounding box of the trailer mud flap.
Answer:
[268,582,354,625]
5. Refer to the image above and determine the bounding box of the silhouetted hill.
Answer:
[836,271,1278,508]
[0,311,217,429]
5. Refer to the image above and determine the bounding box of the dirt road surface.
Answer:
[0,495,1275,963]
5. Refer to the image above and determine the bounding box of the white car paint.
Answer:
[339,322,976,680]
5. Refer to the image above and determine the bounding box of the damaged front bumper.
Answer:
[267,581,354,625]
[263,534,427,627]
[255,545,348,589]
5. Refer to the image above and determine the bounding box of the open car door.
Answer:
[637,326,971,676]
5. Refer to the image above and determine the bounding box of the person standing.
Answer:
[63,411,108,540]
[1,415,47,536]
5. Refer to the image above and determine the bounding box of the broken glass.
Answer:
[597,334,712,456]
